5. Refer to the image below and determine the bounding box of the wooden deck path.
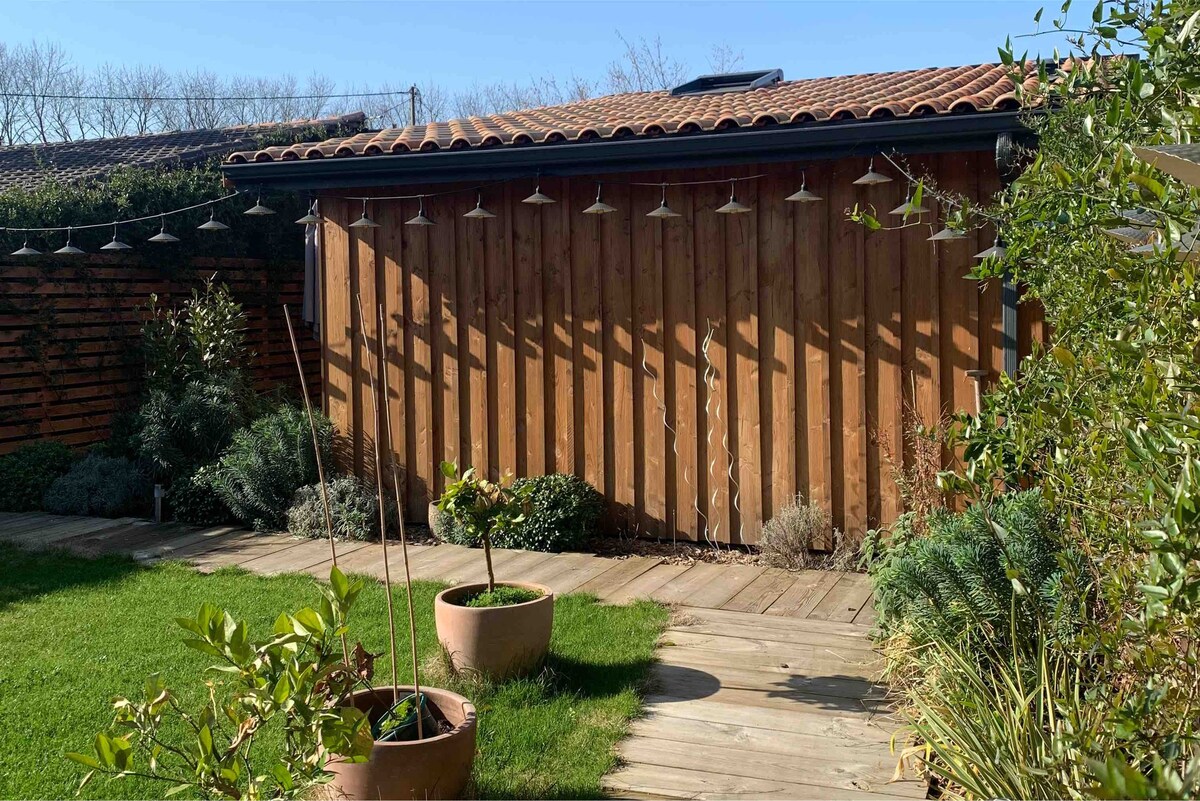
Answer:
[0,513,922,800]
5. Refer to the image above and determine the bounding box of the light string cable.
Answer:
[0,191,241,234]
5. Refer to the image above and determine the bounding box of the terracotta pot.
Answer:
[434,582,554,679]
[325,685,476,800]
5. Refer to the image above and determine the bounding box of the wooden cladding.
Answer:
[318,151,1043,544]
[0,257,319,454]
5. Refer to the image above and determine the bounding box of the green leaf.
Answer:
[77,770,96,794]
[164,784,194,798]
[66,752,102,770]
[440,460,457,479]
[330,565,349,603]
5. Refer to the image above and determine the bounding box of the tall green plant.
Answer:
[436,464,529,592]
[67,567,372,800]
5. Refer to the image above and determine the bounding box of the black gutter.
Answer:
[220,111,1030,191]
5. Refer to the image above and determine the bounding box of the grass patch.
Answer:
[460,585,543,608]
[0,543,666,800]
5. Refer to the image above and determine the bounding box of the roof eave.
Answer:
[220,111,1032,192]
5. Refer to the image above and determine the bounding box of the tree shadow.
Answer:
[0,542,142,612]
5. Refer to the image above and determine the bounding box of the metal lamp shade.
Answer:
[349,213,381,228]
[464,203,496,219]
[583,200,617,214]
[928,227,968,242]
[149,230,181,243]
[522,189,555,205]
[785,187,822,202]
[54,242,85,255]
[974,239,1007,260]
[244,197,275,216]
[889,199,929,216]
[198,217,230,231]
[647,201,682,218]
[294,211,322,225]
[405,211,435,226]
[11,242,40,256]
[101,236,132,251]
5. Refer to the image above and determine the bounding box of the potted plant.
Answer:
[433,462,555,679]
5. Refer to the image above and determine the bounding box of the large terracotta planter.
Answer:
[325,685,476,800]
[434,582,554,679]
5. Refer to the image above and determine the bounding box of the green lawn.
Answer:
[0,544,667,800]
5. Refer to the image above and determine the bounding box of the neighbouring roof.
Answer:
[226,62,1040,165]
[0,113,366,191]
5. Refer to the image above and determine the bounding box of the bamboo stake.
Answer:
[354,293,401,702]
[377,303,424,740]
[283,305,350,666]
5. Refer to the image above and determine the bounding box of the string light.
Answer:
[889,192,929,217]
[100,224,132,251]
[294,200,321,226]
[197,206,229,231]
[853,158,893,186]
[974,236,1007,260]
[11,238,40,256]
[522,177,555,205]
[463,192,496,219]
[785,171,822,203]
[349,199,380,229]
[715,179,751,214]
[244,193,275,216]
[583,183,617,215]
[148,214,180,243]
[928,225,968,241]
[405,196,434,226]
[647,184,681,219]
[54,228,85,255]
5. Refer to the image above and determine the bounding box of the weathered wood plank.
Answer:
[720,568,803,614]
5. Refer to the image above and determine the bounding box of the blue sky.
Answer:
[5,1,1078,92]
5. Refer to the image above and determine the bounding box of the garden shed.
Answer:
[221,62,1046,544]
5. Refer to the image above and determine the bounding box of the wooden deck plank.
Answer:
[605,563,691,605]
[406,544,481,581]
[639,696,897,743]
[675,563,766,609]
[188,536,304,572]
[12,516,135,546]
[604,763,914,800]
[720,568,797,613]
[575,555,662,599]
[676,605,872,640]
[809,573,876,622]
[628,712,897,760]
[657,647,881,688]
[241,538,372,576]
[132,525,243,562]
[763,570,843,618]
[541,556,621,594]
[617,736,912,798]
[649,563,729,605]
[0,513,87,538]
[487,548,558,582]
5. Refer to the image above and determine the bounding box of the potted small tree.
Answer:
[286,303,478,800]
[433,463,555,679]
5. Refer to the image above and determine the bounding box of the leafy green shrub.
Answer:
[42,453,150,517]
[0,441,75,512]
[287,476,392,541]
[208,405,332,531]
[137,378,247,479]
[437,472,604,553]
[868,490,1089,650]
[168,465,234,526]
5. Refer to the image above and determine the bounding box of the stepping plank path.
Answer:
[0,513,920,800]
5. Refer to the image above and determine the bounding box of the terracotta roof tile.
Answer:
[226,63,1042,164]
[1,113,365,191]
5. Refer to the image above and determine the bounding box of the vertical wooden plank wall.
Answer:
[319,152,1029,544]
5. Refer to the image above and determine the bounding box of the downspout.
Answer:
[995,131,1037,376]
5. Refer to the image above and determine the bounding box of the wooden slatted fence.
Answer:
[0,256,319,453]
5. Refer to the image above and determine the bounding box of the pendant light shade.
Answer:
[522,178,555,205]
[54,228,85,255]
[11,238,40,256]
[889,195,930,217]
[349,198,380,228]
[148,215,180,243]
[464,192,496,219]
[244,193,275,216]
[928,226,968,242]
[716,179,751,214]
[1102,225,1156,245]
[405,196,435,226]
[294,201,322,225]
[785,171,822,202]
[853,158,893,186]
[647,184,681,218]
[974,236,1007,260]
[583,183,616,214]
[101,225,132,251]
[197,207,230,231]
